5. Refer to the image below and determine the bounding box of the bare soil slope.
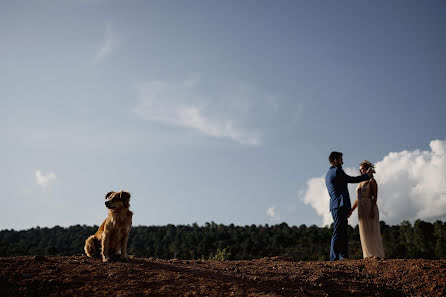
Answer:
[0,256,445,296]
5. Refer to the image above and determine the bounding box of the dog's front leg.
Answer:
[120,228,130,261]
[101,231,111,263]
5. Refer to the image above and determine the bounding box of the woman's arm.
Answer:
[348,198,358,218]
[370,179,378,218]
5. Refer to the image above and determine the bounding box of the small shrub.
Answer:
[208,246,231,261]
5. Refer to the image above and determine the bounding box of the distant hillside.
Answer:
[1,220,445,260]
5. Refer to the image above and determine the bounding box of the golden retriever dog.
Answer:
[84,190,133,262]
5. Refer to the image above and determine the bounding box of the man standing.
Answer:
[325,151,374,261]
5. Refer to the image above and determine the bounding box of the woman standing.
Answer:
[348,160,385,258]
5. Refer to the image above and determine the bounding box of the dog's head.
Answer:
[105,190,131,210]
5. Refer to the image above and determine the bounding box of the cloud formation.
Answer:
[35,170,56,187]
[133,79,261,146]
[266,206,281,222]
[95,23,114,62]
[300,140,446,226]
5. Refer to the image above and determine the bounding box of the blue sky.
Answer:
[1,1,445,230]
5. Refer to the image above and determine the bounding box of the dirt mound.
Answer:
[0,255,445,296]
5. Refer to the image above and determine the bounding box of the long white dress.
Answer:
[356,179,385,258]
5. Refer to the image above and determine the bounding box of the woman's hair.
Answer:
[360,160,375,170]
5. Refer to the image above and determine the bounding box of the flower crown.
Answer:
[360,160,375,169]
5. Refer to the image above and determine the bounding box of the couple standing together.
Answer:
[325,151,385,261]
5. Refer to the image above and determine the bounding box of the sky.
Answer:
[1,1,445,230]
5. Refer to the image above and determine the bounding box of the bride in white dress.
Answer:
[348,160,385,258]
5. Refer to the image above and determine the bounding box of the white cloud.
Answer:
[300,177,333,226]
[133,79,261,146]
[300,140,446,226]
[35,170,56,187]
[94,23,114,62]
[266,206,281,222]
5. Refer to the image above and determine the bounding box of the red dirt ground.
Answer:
[0,255,445,296]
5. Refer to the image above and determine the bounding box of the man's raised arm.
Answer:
[338,167,374,184]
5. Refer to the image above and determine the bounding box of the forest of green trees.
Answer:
[1,220,445,260]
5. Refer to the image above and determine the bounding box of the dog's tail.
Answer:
[84,235,101,258]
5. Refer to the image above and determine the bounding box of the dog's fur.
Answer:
[84,190,133,262]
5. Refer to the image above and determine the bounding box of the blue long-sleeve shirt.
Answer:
[325,166,371,211]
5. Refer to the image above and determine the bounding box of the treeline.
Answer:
[1,220,445,260]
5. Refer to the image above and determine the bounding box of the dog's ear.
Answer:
[105,191,115,199]
[120,191,131,208]
[120,191,131,200]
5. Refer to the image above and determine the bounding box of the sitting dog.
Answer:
[84,190,133,262]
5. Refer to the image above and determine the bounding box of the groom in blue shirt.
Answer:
[326,151,373,261]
